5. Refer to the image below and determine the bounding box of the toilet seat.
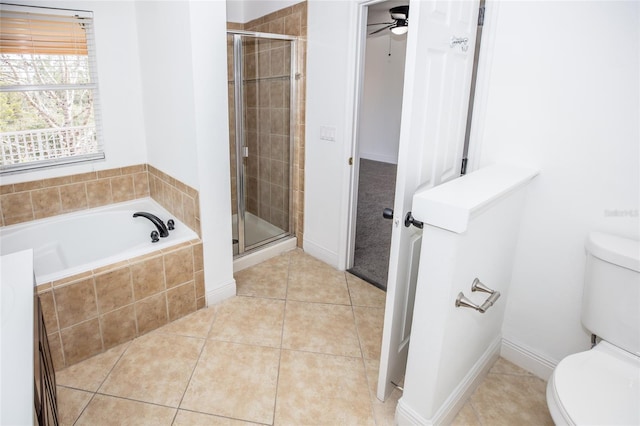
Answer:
[547,341,640,425]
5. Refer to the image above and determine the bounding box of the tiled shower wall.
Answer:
[228,0,306,247]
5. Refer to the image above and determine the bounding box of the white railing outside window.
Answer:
[0,4,104,174]
[1,126,97,166]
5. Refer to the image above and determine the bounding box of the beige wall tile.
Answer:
[193,242,204,271]
[131,256,165,300]
[167,281,196,321]
[13,180,43,192]
[97,168,121,179]
[86,179,113,208]
[196,297,206,310]
[195,271,205,299]
[39,291,59,333]
[1,191,33,221]
[135,293,168,335]
[164,246,194,288]
[60,318,103,365]
[53,270,93,288]
[111,175,135,203]
[95,268,133,314]
[100,304,137,350]
[133,172,150,197]
[54,278,98,329]
[31,187,61,217]
[47,332,65,371]
[121,164,145,175]
[4,212,33,225]
[59,182,87,212]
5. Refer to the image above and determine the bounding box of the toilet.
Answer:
[546,232,640,425]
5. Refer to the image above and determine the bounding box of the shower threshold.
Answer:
[233,235,297,273]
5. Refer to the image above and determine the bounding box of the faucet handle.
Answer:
[167,219,175,231]
[150,230,159,243]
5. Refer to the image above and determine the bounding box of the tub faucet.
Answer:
[133,212,169,238]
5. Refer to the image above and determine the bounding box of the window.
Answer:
[0,4,103,174]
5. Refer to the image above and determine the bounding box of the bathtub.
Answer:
[0,198,198,285]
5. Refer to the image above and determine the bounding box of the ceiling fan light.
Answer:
[391,24,408,35]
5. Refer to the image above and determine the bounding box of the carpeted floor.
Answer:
[349,159,397,290]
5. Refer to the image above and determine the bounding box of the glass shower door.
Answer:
[228,31,296,256]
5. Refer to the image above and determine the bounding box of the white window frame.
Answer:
[0,3,105,175]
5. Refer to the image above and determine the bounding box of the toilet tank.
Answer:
[582,232,640,356]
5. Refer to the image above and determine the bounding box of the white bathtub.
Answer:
[0,198,198,285]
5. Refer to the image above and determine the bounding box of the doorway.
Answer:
[347,1,409,290]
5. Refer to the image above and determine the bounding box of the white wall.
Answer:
[136,1,235,303]
[477,1,640,367]
[304,0,356,267]
[136,2,200,189]
[1,0,147,185]
[189,1,236,303]
[359,33,406,164]
[226,0,301,23]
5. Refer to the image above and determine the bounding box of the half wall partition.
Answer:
[227,31,297,256]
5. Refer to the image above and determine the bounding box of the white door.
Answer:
[377,0,480,401]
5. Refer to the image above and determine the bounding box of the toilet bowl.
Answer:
[546,232,640,425]
[546,341,640,425]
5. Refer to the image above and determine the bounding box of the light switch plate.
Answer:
[320,125,336,141]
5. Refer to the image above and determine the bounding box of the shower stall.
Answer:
[227,31,297,256]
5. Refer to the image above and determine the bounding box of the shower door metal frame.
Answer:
[228,30,298,256]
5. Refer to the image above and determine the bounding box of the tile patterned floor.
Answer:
[56,249,553,425]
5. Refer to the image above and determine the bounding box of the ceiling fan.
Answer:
[367,5,409,36]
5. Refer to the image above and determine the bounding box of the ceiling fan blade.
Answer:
[367,21,394,26]
[369,25,392,35]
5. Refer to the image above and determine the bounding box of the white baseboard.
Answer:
[501,338,557,380]
[359,152,398,165]
[302,238,340,269]
[233,237,297,273]
[396,335,502,425]
[205,279,236,306]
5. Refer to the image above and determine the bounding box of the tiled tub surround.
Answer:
[37,239,206,370]
[0,163,201,236]
[0,164,205,368]
[228,0,307,247]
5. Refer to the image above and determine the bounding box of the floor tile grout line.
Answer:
[67,340,133,425]
[175,407,272,426]
[271,249,293,425]
[349,281,379,424]
[169,306,221,424]
[468,398,483,426]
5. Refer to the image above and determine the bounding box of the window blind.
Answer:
[0,4,104,174]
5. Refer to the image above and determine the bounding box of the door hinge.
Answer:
[478,5,485,27]
[461,158,468,175]
[349,157,354,166]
